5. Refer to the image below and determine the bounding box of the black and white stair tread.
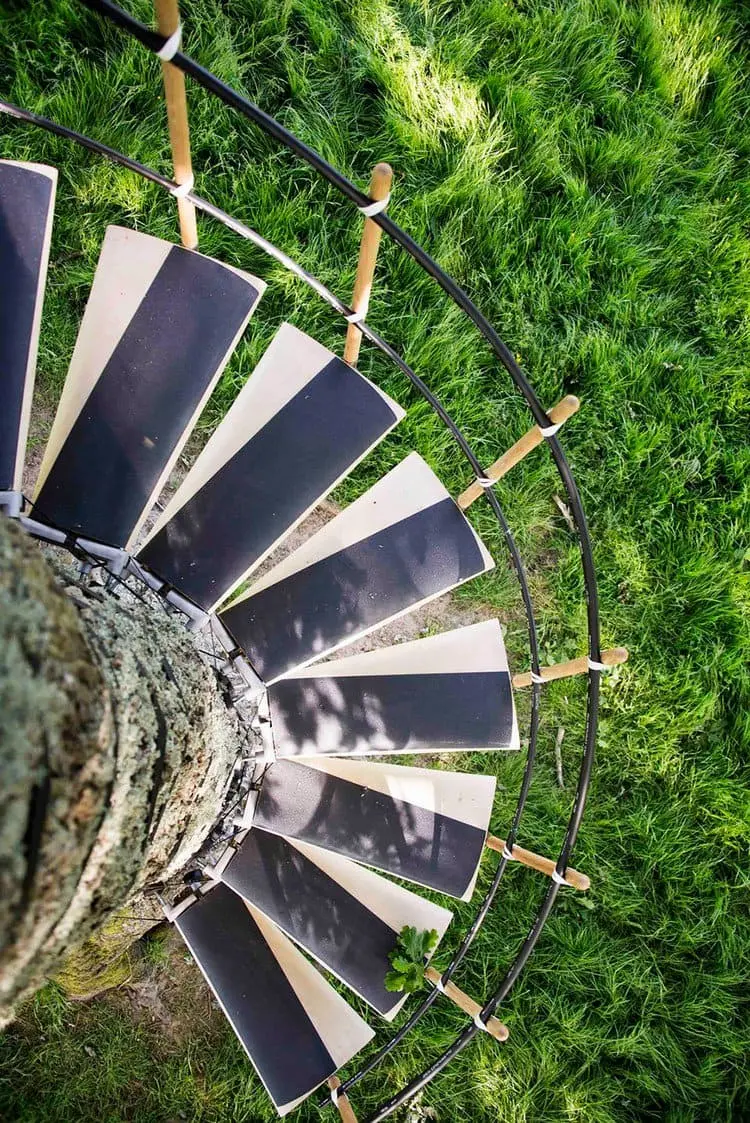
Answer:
[0,159,57,494]
[174,881,373,1116]
[267,619,519,758]
[252,756,496,900]
[137,322,404,611]
[220,452,494,683]
[34,225,264,549]
[213,829,452,1018]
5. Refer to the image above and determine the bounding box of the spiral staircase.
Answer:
[0,4,626,1118]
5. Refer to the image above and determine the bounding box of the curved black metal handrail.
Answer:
[2,3,601,1111]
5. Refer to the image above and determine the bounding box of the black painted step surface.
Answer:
[220,453,494,682]
[268,620,518,758]
[0,160,56,492]
[35,226,263,547]
[219,829,451,1018]
[175,882,372,1115]
[252,757,496,900]
[138,323,403,610]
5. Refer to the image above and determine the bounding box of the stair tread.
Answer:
[219,829,452,1018]
[138,322,403,610]
[252,757,496,900]
[0,160,57,492]
[220,453,494,682]
[175,881,373,1116]
[34,225,264,548]
[268,620,519,758]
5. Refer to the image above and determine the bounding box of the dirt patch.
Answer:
[109,927,227,1049]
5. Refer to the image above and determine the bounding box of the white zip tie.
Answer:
[359,192,390,217]
[345,308,365,324]
[502,844,515,861]
[157,24,182,61]
[587,658,609,671]
[476,476,496,489]
[474,1012,490,1031]
[530,671,547,685]
[170,173,194,198]
[551,868,567,885]
[433,975,446,993]
[330,1086,340,1104]
[539,420,562,438]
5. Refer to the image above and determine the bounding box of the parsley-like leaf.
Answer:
[383,926,440,993]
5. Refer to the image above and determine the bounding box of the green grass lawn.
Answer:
[1,0,749,1120]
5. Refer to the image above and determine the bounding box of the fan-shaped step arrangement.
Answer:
[267,619,519,759]
[214,828,452,1018]
[137,322,403,611]
[0,160,57,497]
[33,225,264,548]
[220,452,494,683]
[174,881,373,1115]
[252,757,496,900]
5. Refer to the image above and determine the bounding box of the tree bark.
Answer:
[0,515,243,1022]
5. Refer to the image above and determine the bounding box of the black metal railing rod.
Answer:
[78,0,602,670]
[74,2,556,424]
[76,0,602,875]
[333,852,511,1101]
[365,668,599,1121]
[365,881,563,1123]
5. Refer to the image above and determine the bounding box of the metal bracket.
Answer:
[0,490,23,517]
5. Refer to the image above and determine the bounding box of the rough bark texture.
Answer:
[0,516,242,1022]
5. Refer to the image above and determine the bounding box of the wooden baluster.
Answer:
[154,0,198,249]
[458,395,580,509]
[343,163,393,366]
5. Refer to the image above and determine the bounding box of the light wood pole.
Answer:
[424,967,509,1041]
[327,1076,359,1123]
[154,0,198,250]
[458,394,580,509]
[343,163,393,366]
[512,646,629,689]
[485,836,590,890]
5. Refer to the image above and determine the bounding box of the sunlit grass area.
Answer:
[1,0,748,1120]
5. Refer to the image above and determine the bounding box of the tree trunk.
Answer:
[0,515,243,1023]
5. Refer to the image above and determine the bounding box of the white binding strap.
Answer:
[539,419,562,438]
[530,671,546,685]
[170,173,194,198]
[433,975,446,993]
[330,1085,340,1104]
[474,1011,490,1031]
[551,868,567,885]
[502,844,515,861]
[359,192,391,217]
[345,308,365,324]
[587,658,609,671]
[476,476,496,489]
[157,24,182,61]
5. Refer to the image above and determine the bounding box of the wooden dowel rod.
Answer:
[343,163,393,367]
[424,967,508,1042]
[457,394,580,510]
[486,835,591,891]
[327,1077,359,1123]
[155,0,198,250]
[512,647,628,690]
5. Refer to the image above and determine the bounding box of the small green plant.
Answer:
[384,926,439,993]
